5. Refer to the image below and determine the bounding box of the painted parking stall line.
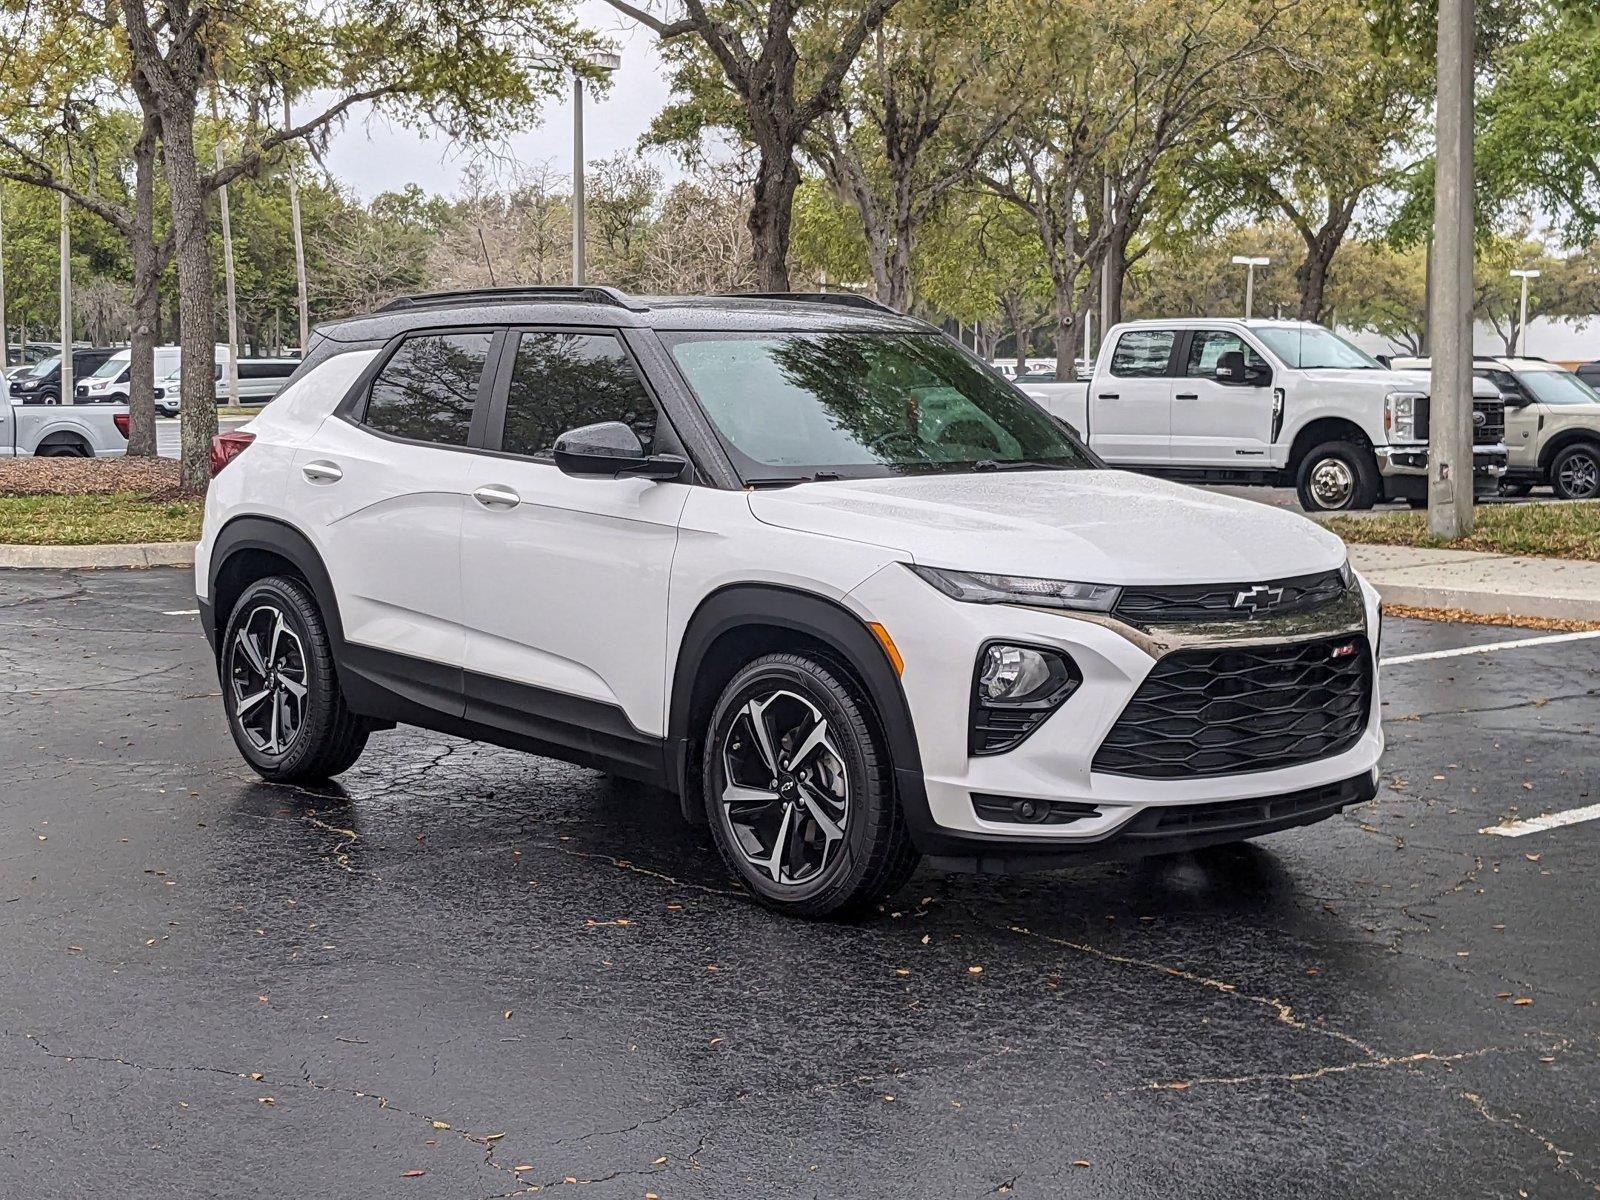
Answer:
[1380,629,1600,667]
[1481,802,1600,838]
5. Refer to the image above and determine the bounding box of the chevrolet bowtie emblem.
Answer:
[1233,584,1285,613]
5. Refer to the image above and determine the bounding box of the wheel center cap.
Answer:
[778,776,799,800]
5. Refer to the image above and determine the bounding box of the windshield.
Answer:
[1518,367,1600,406]
[1253,326,1381,370]
[665,332,1095,482]
[29,355,61,377]
[88,357,128,381]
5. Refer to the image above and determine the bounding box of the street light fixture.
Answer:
[572,49,622,286]
[1509,268,1540,356]
[1231,255,1270,319]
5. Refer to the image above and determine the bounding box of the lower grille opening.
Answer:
[971,793,1100,826]
[1123,776,1367,837]
[1093,634,1373,779]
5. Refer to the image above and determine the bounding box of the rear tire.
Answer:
[1549,443,1600,501]
[1500,480,1533,497]
[702,652,919,918]
[35,443,86,457]
[1295,440,1380,512]
[221,576,369,782]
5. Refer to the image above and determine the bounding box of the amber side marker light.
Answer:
[868,622,904,676]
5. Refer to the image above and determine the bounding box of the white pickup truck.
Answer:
[1019,318,1508,511]
[2,397,129,458]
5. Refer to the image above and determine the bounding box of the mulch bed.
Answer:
[0,457,187,499]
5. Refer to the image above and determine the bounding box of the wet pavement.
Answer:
[2,568,1597,1199]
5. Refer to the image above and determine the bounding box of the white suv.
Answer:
[196,287,1384,917]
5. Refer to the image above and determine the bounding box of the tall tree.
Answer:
[611,0,903,289]
[1193,0,1430,322]
[804,0,1021,310]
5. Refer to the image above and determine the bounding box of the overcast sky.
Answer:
[321,2,681,200]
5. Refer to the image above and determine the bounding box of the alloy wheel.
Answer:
[228,604,309,756]
[718,689,850,887]
[1558,452,1600,499]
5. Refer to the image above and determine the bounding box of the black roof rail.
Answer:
[714,291,897,314]
[376,286,649,313]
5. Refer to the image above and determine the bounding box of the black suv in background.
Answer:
[7,348,117,404]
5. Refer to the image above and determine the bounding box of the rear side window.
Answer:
[1111,331,1175,378]
[364,332,494,446]
[499,332,656,458]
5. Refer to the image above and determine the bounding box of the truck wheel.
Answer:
[36,442,87,457]
[702,652,919,919]
[1550,444,1600,501]
[1499,481,1533,498]
[1296,441,1379,512]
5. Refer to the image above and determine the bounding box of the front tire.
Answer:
[702,653,918,918]
[1500,480,1533,498]
[1296,440,1380,512]
[221,576,369,782]
[1550,444,1600,501]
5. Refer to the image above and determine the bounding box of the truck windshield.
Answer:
[1253,327,1381,370]
[665,331,1094,482]
[1518,368,1600,406]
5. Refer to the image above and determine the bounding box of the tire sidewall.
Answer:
[1550,445,1600,501]
[221,576,335,778]
[702,656,884,911]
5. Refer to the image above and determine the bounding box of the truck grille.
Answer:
[1473,397,1504,445]
[1092,635,1372,779]
[1114,570,1348,624]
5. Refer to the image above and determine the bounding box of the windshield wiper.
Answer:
[971,459,1063,472]
[745,471,842,488]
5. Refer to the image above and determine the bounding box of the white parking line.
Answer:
[1481,802,1600,837]
[161,609,199,616]
[1380,629,1600,667]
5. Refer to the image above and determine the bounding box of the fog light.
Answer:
[969,643,1080,756]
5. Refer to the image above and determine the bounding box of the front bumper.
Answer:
[1376,443,1508,480]
[847,565,1385,869]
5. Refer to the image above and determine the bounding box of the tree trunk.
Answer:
[748,146,799,291]
[161,107,218,494]
[1297,245,1334,323]
[1053,293,1077,380]
[1104,223,1129,329]
[124,115,161,458]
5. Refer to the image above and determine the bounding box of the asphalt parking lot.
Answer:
[3,568,1598,1198]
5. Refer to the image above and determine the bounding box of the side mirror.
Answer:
[552,420,686,481]
[1376,354,1392,368]
[1215,350,1247,382]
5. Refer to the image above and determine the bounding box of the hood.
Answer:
[748,470,1347,586]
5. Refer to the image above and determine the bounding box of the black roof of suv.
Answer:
[303,287,929,371]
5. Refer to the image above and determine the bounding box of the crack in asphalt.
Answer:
[1458,1087,1600,1193]
[1127,1041,1560,1094]
[1006,923,1382,1060]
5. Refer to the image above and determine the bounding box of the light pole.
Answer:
[572,50,621,286]
[1509,268,1540,356]
[1231,255,1270,319]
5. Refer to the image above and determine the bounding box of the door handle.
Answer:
[301,460,343,484]
[1174,392,1199,400]
[1097,393,1120,400]
[472,484,521,510]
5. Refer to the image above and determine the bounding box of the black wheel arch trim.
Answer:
[1539,432,1600,474]
[205,516,345,657]
[667,583,933,841]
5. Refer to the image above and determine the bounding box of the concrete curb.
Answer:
[1348,544,1600,623]
[0,541,195,570]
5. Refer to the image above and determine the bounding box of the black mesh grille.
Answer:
[1093,635,1372,779]
[1114,570,1348,624]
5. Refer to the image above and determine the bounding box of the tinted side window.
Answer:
[1111,331,1175,378]
[364,332,494,446]
[500,332,657,458]
[1185,331,1267,377]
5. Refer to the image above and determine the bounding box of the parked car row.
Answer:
[6,343,297,413]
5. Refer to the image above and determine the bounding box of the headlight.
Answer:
[1385,390,1424,443]
[910,564,1120,612]
[17,379,37,390]
[1338,556,1355,589]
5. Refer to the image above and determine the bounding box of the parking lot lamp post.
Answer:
[1510,268,1540,355]
[1,188,7,369]
[59,150,72,405]
[572,51,622,286]
[1427,0,1474,537]
[1231,256,1270,319]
